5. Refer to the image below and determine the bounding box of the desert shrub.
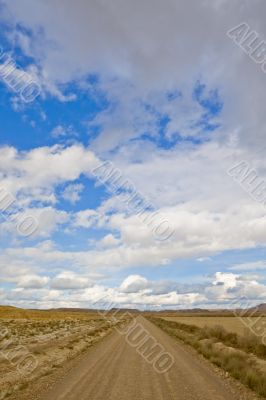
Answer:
[150,317,266,398]
[200,325,239,347]
[238,333,266,358]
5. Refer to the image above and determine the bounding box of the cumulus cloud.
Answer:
[1,0,266,308]
[17,274,49,289]
[61,183,84,204]
[0,144,98,202]
[74,209,100,229]
[1,271,265,310]
[119,275,149,293]
[98,234,120,248]
[50,271,92,290]
[205,272,266,303]
[3,0,266,154]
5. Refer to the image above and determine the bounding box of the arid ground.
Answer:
[161,315,266,337]
[1,307,266,400]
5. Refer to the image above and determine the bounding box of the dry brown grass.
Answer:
[161,315,266,338]
[150,317,266,398]
[0,306,101,321]
[0,307,132,400]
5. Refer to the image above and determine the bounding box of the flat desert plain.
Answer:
[161,316,266,337]
[0,307,265,400]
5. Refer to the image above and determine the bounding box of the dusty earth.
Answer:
[10,316,261,400]
[0,314,124,399]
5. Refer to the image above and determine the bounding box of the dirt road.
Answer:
[40,316,251,400]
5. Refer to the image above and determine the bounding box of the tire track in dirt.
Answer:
[40,316,257,400]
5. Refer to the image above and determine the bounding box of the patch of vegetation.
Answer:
[150,317,266,398]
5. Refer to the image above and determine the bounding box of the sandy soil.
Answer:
[24,316,261,400]
[0,316,122,399]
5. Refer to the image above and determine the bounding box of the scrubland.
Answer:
[150,316,266,398]
[162,315,266,338]
[0,306,129,399]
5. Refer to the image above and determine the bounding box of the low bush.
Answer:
[149,317,266,398]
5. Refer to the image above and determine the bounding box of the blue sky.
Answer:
[0,0,266,309]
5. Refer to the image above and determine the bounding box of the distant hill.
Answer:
[0,303,265,317]
[46,308,98,313]
[0,305,101,319]
[249,303,266,313]
[46,307,140,313]
[110,308,139,313]
[0,305,32,319]
[0,305,24,313]
[0,305,22,310]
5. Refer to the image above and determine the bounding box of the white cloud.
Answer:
[0,144,99,238]
[98,234,120,248]
[3,0,266,155]
[205,272,266,303]
[61,183,84,204]
[1,271,266,310]
[0,206,69,238]
[74,209,100,229]
[1,0,266,308]
[229,261,266,272]
[17,274,49,289]
[50,125,77,138]
[119,275,149,293]
[50,271,92,290]
[0,144,98,200]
